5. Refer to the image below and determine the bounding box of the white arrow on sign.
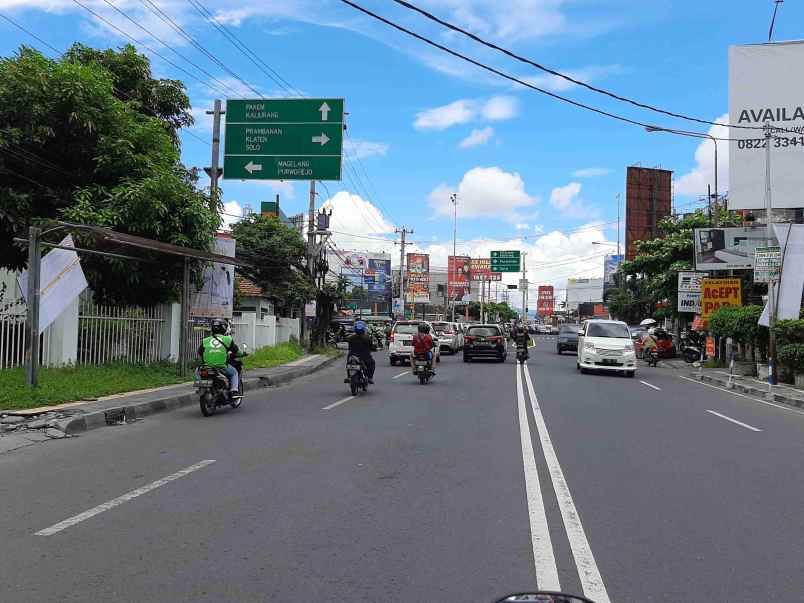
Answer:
[319,102,331,121]
[244,161,262,174]
[312,133,330,146]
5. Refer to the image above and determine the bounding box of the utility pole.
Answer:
[450,193,458,321]
[764,123,778,395]
[205,100,224,197]
[24,226,42,387]
[616,193,622,257]
[395,227,413,317]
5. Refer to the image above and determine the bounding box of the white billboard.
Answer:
[694,227,770,270]
[729,42,804,210]
[190,235,236,319]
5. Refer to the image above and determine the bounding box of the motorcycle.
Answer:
[680,329,704,364]
[196,345,248,417]
[344,354,369,395]
[369,328,384,351]
[412,352,434,384]
[646,347,659,367]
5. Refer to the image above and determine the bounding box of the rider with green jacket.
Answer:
[198,319,241,397]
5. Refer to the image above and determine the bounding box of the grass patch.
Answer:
[242,341,305,369]
[311,345,341,357]
[0,363,192,411]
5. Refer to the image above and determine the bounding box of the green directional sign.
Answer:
[491,250,521,272]
[223,98,344,181]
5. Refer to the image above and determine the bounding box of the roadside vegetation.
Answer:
[241,340,305,369]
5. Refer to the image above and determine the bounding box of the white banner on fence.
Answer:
[190,235,236,319]
[17,234,88,334]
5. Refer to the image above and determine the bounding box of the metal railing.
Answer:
[78,293,167,365]
[0,287,53,369]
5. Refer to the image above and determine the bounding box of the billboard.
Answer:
[566,277,604,311]
[729,42,804,210]
[406,253,430,303]
[694,227,769,270]
[335,251,392,308]
[366,258,392,303]
[448,255,471,301]
[470,258,502,281]
[190,234,235,319]
[537,285,554,317]
[625,166,672,260]
[701,278,742,325]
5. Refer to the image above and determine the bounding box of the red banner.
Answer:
[537,285,554,317]
[406,253,430,302]
[470,258,502,281]
[448,255,471,301]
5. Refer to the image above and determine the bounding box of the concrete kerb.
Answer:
[53,354,341,435]
[694,372,804,410]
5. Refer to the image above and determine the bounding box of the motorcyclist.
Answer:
[347,320,376,384]
[197,318,241,397]
[512,320,530,359]
[642,327,659,358]
[412,323,435,370]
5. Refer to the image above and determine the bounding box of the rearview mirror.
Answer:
[241,343,248,352]
[577,329,584,336]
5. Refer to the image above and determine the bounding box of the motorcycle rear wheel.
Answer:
[200,393,216,417]
[419,373,427,385]
[350,377,360,396]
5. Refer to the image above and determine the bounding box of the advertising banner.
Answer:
[677,271,704,313]
[694,227,769,270]
[603,254,624,290]
[470,258,502,281]
[406,253,430,303]
[678,292,702,313]
[753,246,782,283]
[190,234,236,319]
[729,42,804,210]
[537,285,554,317]
[448,255,471,300]
[366,258,392,303]
[701,278,742,325]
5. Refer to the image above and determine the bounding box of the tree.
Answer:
[0,44,218,304]
[230,214,314,313]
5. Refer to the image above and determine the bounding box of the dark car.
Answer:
[556,324,580,355]
[463,324,507,363]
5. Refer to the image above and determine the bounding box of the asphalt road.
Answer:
[1,339,803,602]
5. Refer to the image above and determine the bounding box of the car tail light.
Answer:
[465,336,475,343]
[389,333,394,342]
[490,336,503,343]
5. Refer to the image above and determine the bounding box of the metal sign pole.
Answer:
[24,226,42,387]
[179,257,190,376]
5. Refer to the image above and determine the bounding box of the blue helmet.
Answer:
[354,320,367,333]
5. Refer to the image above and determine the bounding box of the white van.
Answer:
[576,319,637,377]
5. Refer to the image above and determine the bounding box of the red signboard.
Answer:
[448,255,471,300]
[470,258,502,281]
[536,285,554,317]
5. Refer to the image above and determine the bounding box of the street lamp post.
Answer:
[645,125,718,210]
[450,193,458,321]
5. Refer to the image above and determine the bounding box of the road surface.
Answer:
[1,339,803,602]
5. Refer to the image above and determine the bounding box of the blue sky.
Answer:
[1,0,802,291]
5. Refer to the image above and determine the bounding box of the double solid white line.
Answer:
[516,363,611,603]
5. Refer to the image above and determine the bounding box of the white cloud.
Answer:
[459,127,494,149]
[515,223,530,230]
[674,114,729,197]
[414,96,519,131]
[220,200,243,230]
[481,96,519,121]
[520,64,624,93]
[549,182,600,220]
[572,167,611,178]
[320,191,396,254]
[428,166,537,221]
[343,138,389,160]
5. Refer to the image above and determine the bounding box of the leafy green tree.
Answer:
[0,44,217,305]
[230,214,313,313]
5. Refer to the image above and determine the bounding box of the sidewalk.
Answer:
[0,354,340,454]
[691,369,804,409]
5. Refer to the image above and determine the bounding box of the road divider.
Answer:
[515,362,561,590]
[35,459,216,536]
[705,410,762,432]
[522,363,611,603]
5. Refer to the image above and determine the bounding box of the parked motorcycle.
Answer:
[412,352,434,384]
[196,345,248,417]
[344,354,369,395]
[680,330,704,364]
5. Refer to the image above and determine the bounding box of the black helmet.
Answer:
[211,318,227,335]
[418,323,430,334]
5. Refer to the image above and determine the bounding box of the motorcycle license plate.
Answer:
[415,361,427,367]
[195,380,212,387]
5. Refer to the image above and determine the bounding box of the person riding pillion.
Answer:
[198,318,241,397]
[412,323,435,368]
[347,320,376,384]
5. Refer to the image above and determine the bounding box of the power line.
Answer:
[184,0,304,97]
[137,0,263,97]
[389,0,767,132]
[0,13,62,55]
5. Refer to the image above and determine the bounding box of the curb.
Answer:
[693,372,804,410]
[53,354,341,436]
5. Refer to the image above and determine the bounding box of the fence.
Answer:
[0,273,54,369]
[78,292,168,365]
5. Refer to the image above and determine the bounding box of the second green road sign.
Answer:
[223,98,344,181]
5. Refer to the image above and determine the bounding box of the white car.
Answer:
[576,319,637,377]
[431,321,463,353]
[388,320,442,366]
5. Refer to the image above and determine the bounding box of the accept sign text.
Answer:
[701,278,742,323]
